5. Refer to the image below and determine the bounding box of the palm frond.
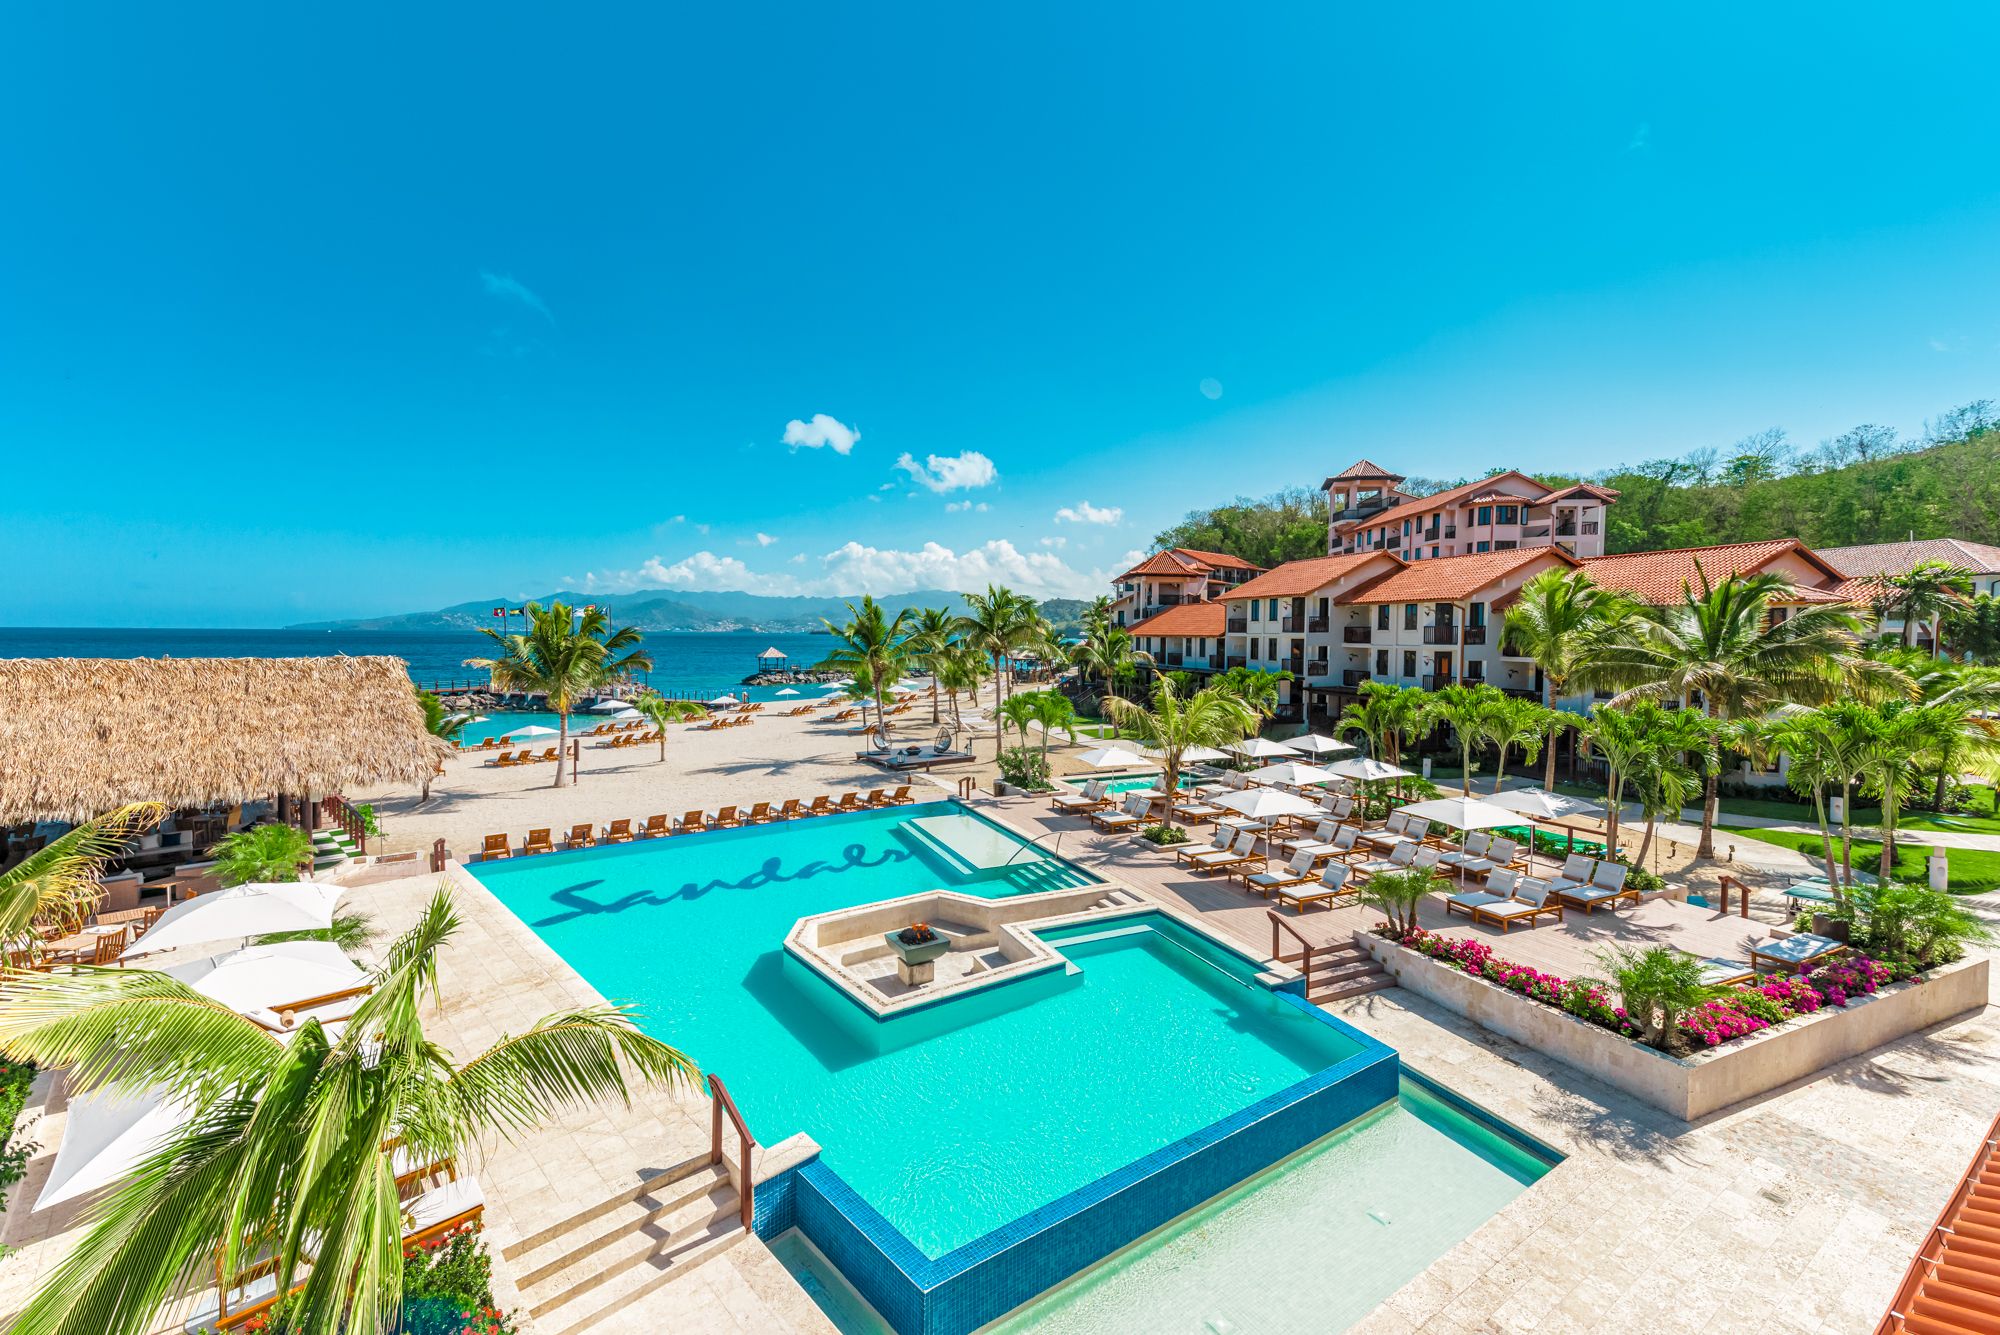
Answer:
[0,803,166,938]
[434,1006,700,1143]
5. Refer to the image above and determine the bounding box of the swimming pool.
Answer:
[473,819,1364,1254]
[774,1075,1554,1335]
[1059,772,1196,795]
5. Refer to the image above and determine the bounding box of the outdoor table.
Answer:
[44,923,127,965]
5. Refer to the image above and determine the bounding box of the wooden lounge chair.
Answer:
[1189,829,1260,875]
[678,810,708,833]
[637,814,670,839]
[1437,831,1493,875]
[1444,868,1519,921]
[562,823,595,850]
[833,793,861,813]
[523,829,554,856]
[1750,933,1848,975]
[603,819,635,844]
[1553,860,1641,913]
[1236,849,1318,895]
[1543,854,1597,897]
[1091,794,1148,834]
[803,796,832,817]
[1471,877,1565,932]
[774,799,802,821]
[886,785,914,805]
[712,806,743,829]
[1456,838,1522,882]
[1175,826,1238,865]
[1052,780,1111,815]
[1357,811,1412,853]
[1173,798,1224,825]
[860,789,890,808]
[479,834,512,861]
[1351,841,1417,879]
[1274,863,1360,913]
[491,751,518,768]
[538,747,558,763]
[739,801,770,823]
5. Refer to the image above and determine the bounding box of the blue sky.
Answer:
[4,2,1998,626]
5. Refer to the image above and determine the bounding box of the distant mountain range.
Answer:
[288,590,974,634]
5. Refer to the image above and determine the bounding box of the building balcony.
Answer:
[1342,626,1373,644]
[1161,653,1183,667]
[1306,659,1333,680]
[1461,624,1487,645]
[1281,617,1301,632]
[1524,525,1551,539]
[1422,673,1455,691]
[1224,656,1247,670]
[1582,520,1599,535]
[1384,534,1402,550]
[1227,618,1248,634]
[1307,616,1329,633]
[1423,625,1459,645]
[1342,670,1371,687]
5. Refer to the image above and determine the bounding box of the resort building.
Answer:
[1108,547,1263,628]
[1216,547,1574,724]
[1578,537,1855,613]
[1123,600,1228,678]
[1322,460,1619,561]
[1820,537,2000,650]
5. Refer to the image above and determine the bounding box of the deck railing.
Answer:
[709,1074,758,1231]
[321,794,369,854]
[1267,910,1317,984]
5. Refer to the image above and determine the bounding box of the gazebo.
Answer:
[0,656,451,829]
[755,646,789,670]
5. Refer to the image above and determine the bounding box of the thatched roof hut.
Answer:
[0,657,451,824]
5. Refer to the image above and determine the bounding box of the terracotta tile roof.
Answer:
[1875,1106,2000,1333]
[1344,548,1577,604]
[1127,603,1228,638]
[1223,552,1400,600]
[1830,574,1895,604]
[1322,459,1406,485]
[1537,482,1622,504]
[1580,539,1848,604]
[1116,547,1263,581]
[1818,538,2000,577]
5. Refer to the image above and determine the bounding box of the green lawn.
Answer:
[1715,788,2000,837]
[1728,826,2000,894]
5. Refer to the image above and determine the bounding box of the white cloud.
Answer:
[782,413,860,454]
[945,500,990,513]
[790,553,807,565]
[895,450,998,493]
[1040,536,1067,549]
[479,270,553,322]
[820,538,1093,598]
[754,532,778,546]
[1055,500,1123,525]
[589,551,798,595]
[877,481,896,491]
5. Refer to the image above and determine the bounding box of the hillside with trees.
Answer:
[1152,400,1997,563]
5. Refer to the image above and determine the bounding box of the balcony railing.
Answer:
[1582,520,1599,535]
[1281,617,1301,632]
[1306,660,1332,679]
[1224,656,1247,669]
[1385,534,1402,549]
[1342,626,1372,644]
[1342,670,1370,687]
[1162,653,1184,667]
[1422,673,1455,691]
[1423,625,1458,645]
[1307,616,1329,633]
[1462,624,1487,645]
[1524,525,1551,539]
[1227,618,1248,634]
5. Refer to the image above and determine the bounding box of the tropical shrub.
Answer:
[402,1227,518,1335]
[0,1057,37,1214]
[1362,867,1441,937]
[996,747,1053,791]
[211,823,316,886]
[1141,824,1188,846]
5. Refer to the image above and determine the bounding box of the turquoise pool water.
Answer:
[470,808,1362,1257]
[1061,772,1195,795]
[776,1077,1553,1335]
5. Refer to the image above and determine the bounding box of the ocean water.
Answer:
[0,627,834,699]
[467,805,1362,1257]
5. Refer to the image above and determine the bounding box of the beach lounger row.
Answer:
[476,787,917,858]
[487,748,560,767]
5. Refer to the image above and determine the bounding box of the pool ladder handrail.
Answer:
[1001,827,1069,866]
[709,1073,758,1231]
[1267,910,1317,982]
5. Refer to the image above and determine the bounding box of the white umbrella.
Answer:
[122,882,343,959]
[37,1085,195,1209]
[775,688,801,697]
[1214,788,1320,821]
[503,724,561,741]
[1146,744,1232,765]
[818,682,847,692]
[705,694,741,707]
[1249,761,1339,788]
[1227,737,1300,761]
[1398,795,1521,831]
[1488,788,1608,862]
[588,699,629,713]
[1284,734,1355,757]
[1074,745,1149,769]
[608,707,641,720]
[162,941,365,1015]
[1325,757,1414,782]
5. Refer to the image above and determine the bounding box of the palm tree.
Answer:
[0,887,697,1335]
[632,690,710,761]
[932,643,988,732]
[1080,595,1114,640]
[996,692,1039,760]
[0,803,163,941]
[1501,568,1628,789]
[818,596,914,748]
[960,585,1035,711]
[1419,684,1507,795]
[1484,696,1553,794]
[1213,666,1293,725]
[1626,705,1714,868]
[1902,659,2000,809]
[414,690,465,800]
[1599,570,1906,857]
[904,607,961,724]
[472,601,652,788]
[1024,690,1078,763]
[211,823,316,886]
[1073,625,1149,710]
[1337,682,1427,797]
[1750,709,1854,891]
[1882,560,1974,650]
[1859,703,1953,879]
[1583,704,1650,855]
[1102,679,1257,832]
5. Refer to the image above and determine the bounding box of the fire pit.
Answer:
[884,922,950,986]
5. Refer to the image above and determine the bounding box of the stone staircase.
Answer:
[310,828,357,875]
[1300,938,1395,1004]
[499,1158,748,1335]
[1089,887,1149,911]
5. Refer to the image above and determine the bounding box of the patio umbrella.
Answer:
[775,688,801,697]
[1324,757,1414,783]
[1283,734,1355,757]
[1146,744,1232,765]
[1213,788,1320,856]
[587,699,629,713]
[1398,795,1521,831]
[1488,788,1608,860]
[705,694,741,707]
[162,941,366,1015]
[122,882,344,959]
[36,1085,195,1210]
[1074,745,1149,769]
[1249,761,1339,788]
[504,725,561,742]
[1226,737,1299,761]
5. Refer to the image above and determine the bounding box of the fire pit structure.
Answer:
[885,922,951,986]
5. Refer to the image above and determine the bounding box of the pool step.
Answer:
[310,830,356,873]
[505,1160,746,1335]
[1303,943,1394,1004]
[1091,888,1149,911]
